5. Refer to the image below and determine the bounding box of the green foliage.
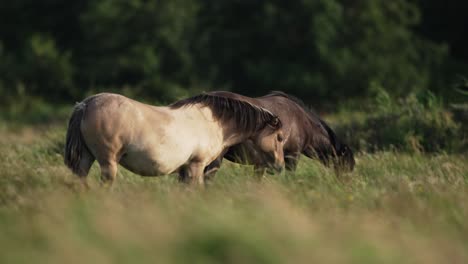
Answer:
[0,34,74,103]
[0,0,459,106]
[191,0,448,102]
[79,0,198,101]
[25,35,74,96]
[307,0,445,99]
[335,88,463,152]
[0,91,70,124]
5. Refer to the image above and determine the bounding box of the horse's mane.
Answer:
[170,93,281,133]
[264,91,340,150]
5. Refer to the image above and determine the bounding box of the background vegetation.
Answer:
[1,0,467,107]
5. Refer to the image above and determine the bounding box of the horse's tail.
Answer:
[64,101,90,175]
[318,118,355,172]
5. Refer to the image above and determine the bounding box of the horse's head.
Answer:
[171,93,287,172]
[250,116,285,172]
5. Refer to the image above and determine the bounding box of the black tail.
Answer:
[64,102,89,175]
[318,119,355,172]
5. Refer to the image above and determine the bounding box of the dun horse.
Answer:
[204,91,354,177]
[64,93,285,186]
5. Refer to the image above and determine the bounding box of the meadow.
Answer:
[0,109,467,263]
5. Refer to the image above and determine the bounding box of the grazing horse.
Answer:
[204,91,354,178]
[64,92,285,186]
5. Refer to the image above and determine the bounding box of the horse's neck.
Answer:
[221,122,253,148]
[171,105,225,138]
[169,105,252,148]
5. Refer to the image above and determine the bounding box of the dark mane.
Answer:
[170,93,281,133]
[265,91,340,150]
[265,91,319,116]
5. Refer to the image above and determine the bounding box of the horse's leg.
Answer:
[187,162,206,186]
[98,159,118,187]
[253,165,267,180]
[178,165,189,183]
[285,154,300,171]
[204,156,223,183]
[76,151,95,189]
[178,162,205,186]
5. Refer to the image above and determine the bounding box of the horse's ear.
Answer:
[268,116,281,129]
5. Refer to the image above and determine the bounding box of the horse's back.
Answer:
[79,94,173,172]
[80,93,142,145]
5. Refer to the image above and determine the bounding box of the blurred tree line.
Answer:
[0,0,467,107]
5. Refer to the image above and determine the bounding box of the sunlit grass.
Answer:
[0,125,467,263]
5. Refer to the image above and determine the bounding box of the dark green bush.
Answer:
[336,88,462,153]
[0,0,457,106]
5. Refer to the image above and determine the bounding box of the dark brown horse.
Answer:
[204,91,355,177]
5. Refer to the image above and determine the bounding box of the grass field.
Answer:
[1,122,467,264]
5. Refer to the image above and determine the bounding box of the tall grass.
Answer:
[0,124,467,263]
